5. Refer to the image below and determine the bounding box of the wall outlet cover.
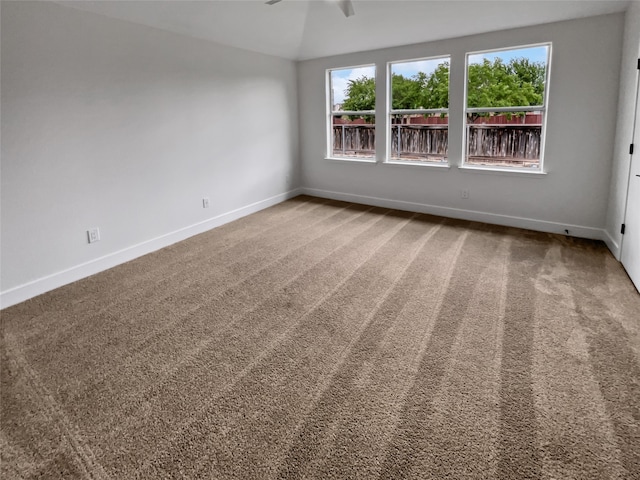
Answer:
[87,228,100,244]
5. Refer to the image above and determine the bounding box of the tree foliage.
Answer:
[467,58,544,108]
[341,76,376,112]
[421,63,450,109]
[339,58,545,114]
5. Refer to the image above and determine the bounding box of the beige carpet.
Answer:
[2,195,639,479]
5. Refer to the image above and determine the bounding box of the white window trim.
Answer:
[386,56,451,166]
[326,65,377,161]
[462,42,552,174]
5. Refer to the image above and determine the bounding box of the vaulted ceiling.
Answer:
[56,0,631,60]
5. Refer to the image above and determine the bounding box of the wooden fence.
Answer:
[332,124,541,161]
[467,124,541,160]
[390,125,448,160]
[332,124,375,156]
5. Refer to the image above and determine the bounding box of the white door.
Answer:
[621,73,640,291]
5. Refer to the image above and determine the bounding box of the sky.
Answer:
[330,58,448,105]
[391,56,449,82]
[331,65,375,106]
[468,45,549,65]
[330,45,548,106]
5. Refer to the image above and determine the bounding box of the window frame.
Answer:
[326,64,377,162]
[462,42,552,173]
[386,55,451,166]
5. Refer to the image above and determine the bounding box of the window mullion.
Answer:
[390,108,449,116]
[467,106,545,114]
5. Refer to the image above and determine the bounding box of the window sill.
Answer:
[457,164,547,177]
[325,157,377,164]
[384,160,450,169]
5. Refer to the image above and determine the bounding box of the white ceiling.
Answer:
[56,0,632,61]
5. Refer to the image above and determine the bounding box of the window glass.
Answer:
[389,57,450,164]
[328,65,376,160]
[465,45,550,169]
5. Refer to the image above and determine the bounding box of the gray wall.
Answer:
[605,2,640,258]
[298,14,624,238]
[1,1,299,305]
[0,3,632,308]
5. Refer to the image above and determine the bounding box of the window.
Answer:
[388,56,450,164]
[327,65,376,160]
[464,44,551,170]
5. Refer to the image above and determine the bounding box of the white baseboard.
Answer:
[0,189,302,310]
[301,187,607,241]
[602,229,621,260]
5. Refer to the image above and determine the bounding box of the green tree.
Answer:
[420,62,450,109]
[508,57,545,100]
[390,66,449,111]
[467,58,544,109]
[341,67,449,114]
[339,58,544,119]
[391,73,423,109]
[341,75,376,112]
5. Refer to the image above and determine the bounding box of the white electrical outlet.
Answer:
[203,197,210,208]
[87,228,100,244]
[461,189,469,199]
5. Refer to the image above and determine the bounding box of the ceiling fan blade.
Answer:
[265,0,282,5]
[336,0,355,17]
